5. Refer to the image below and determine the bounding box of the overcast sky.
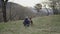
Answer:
[8,0,49,7]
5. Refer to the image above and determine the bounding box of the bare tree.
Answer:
[34,3,42,12]
[49,0,60,14]
[1,0,8,22]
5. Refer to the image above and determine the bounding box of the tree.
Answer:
[49,0,60,14]
[34,3,42,12]
[1,0,8,22]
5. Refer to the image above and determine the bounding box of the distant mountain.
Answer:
[27,7,54,16]
[6,2,37,20]
[0,1,54,22]
[38,8,53,16]
[0,2,37,22]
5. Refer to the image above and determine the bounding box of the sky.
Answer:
[8,0,49,7]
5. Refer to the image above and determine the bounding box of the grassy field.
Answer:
[0,15,60,34]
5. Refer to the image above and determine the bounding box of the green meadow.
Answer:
[0,15,60,34]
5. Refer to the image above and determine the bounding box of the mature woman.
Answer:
[23,17,30,27]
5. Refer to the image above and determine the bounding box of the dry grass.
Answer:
[0,15,60,34]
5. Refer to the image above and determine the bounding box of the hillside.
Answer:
[0,2,37,21]
[0,15,60,34]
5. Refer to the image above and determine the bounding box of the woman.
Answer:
[23,17,30,27]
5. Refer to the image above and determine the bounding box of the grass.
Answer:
[0,15,60,34]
